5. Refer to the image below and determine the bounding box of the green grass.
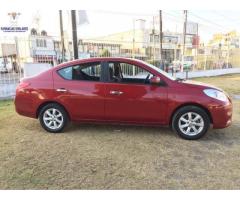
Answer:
[194,74,240,95]
[0,100,12,107]
[0,74,240,189]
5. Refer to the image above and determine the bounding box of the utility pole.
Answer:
[182,10,188,72]
[132,19,135,59]
[195,23,199,71]
[159,10,163,63]
[71,10,78,59]
[59,10,65,62]
[132,19,145,59]
[152,16,155,65]
[204,44,207,70]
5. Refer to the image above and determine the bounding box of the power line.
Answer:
[163,11,220,31]
[93,10,184,24]
[92,10,153,17]
[162,11,183,23]
[188,11,226,31]
[212,11,240,27]
[212,11,240,22]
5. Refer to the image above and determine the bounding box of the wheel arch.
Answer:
[169,103,213,126]
[36,101,71,120]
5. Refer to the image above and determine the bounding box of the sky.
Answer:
[1,10,240,42]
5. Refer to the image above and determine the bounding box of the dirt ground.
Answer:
[0,74,240,189]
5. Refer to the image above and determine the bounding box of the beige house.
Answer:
[85,29,196,64]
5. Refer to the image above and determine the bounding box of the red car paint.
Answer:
[15,57,232,129]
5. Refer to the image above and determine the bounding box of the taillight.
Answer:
[17,82,30,89]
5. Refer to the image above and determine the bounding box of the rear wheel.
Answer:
[39,103,68,133]
[172,106,210,140]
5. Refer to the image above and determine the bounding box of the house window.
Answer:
[54,42,60,49]
[36,39,40,47]
[40,40,43,47]
[43,40,47,47]
[150,35,153,42]
[36,39,47,47]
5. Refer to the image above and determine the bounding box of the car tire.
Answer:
[39,103,68,133]
[172,106,210,140]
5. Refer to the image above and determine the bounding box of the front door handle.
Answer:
[56,88,68,92]
[110,90,123,95]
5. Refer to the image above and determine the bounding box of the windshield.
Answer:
[137,60,176,81]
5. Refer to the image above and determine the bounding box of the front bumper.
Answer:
[209,100,232,129]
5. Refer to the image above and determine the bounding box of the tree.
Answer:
[100,48,111,57]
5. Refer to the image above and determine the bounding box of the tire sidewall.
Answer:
[172,106,210,140]
[39,103,68,133]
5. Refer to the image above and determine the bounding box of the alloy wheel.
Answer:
[43,108,64,130]
[178,112,204,136]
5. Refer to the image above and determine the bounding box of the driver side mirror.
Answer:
[150,76,161,85]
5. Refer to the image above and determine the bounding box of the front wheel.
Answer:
[172,106,210,140]
[39,103,68,133]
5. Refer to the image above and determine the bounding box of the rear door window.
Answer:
[58,62,102,81]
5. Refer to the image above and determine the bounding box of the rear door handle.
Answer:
[110,90,123,95]
[56,88,68,92]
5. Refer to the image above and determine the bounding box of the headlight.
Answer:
[203,89,228,102]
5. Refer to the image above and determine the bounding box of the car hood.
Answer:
[179,80,223,92]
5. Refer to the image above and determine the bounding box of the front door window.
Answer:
[108,62,154,84]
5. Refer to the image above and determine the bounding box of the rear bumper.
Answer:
[14,88,38,119]
[15,97,37,118]
[209,100,232,129]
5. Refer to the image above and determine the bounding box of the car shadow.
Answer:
[65,122,240,142]
[65,122,175,137]
[28,119,239,144]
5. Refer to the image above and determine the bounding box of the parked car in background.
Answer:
[0,57,14,73]
[168,60,181,73]
[182,56,197,71]
[15,57,232,140]
[0,65,8,73]
[222,62,233,69]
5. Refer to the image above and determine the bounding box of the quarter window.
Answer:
[58,66,73,80]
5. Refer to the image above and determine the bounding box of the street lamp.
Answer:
[132,19,146,59]
[226,34,230,68]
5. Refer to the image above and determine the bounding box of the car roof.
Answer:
[56,57,142,68]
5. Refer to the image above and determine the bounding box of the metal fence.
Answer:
[1,36,240,99]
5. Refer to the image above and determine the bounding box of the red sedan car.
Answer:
[15,58,232,139]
